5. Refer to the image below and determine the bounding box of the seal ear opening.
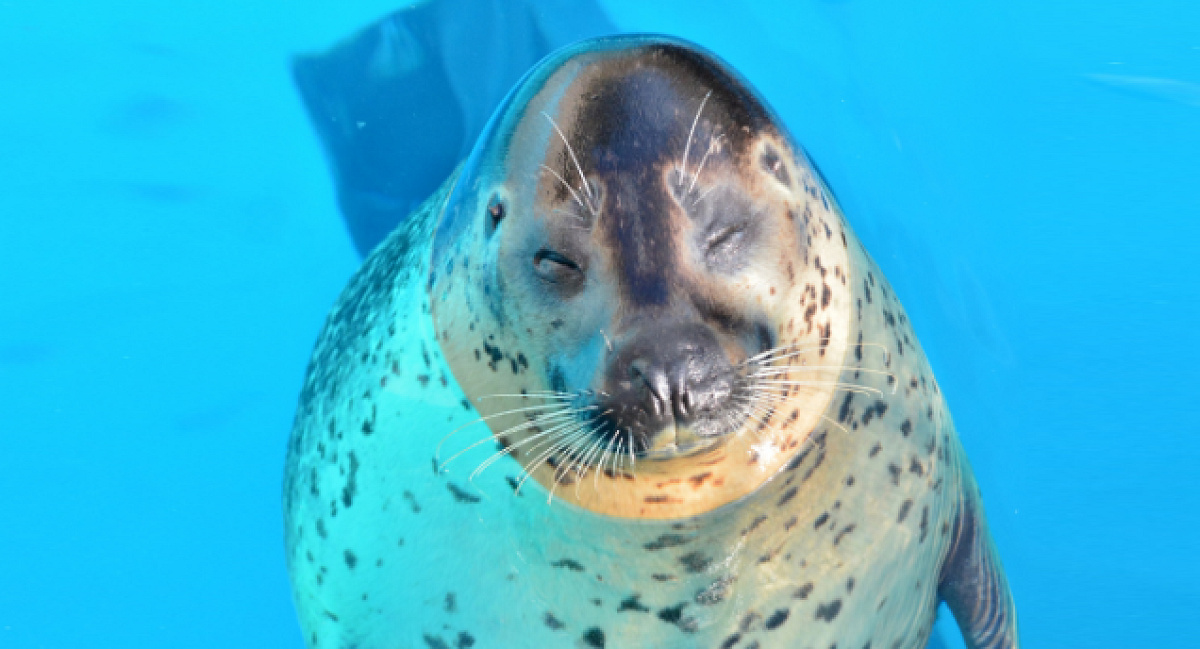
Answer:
[485,195,506,237]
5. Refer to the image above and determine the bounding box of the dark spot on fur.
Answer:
[644,533,692,551]
[544,612,565,630]
[422,634,449,649]
[765,608,790,630]
[794,582,814,599]
[619,594,650,612]
[837,392,854,423]
[551,558,585,572]
[657,602,697,632]
[446,482,481,503]
[898,499,913,523]
[744,514,768,535]
[777,486,798,506]
[833,524,856,546]
[815,600,842,622]
[582,627,605,647]
[343,549,357,570]
[679,551,712,573]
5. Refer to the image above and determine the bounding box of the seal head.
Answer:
[431,36,850,517]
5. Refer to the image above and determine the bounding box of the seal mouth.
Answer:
[567,368,757,464]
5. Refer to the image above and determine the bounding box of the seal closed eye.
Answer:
[285,28,1020,649]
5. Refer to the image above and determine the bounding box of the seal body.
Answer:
[284,35,1018,649]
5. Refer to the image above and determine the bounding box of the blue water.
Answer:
[2,1,1197,647]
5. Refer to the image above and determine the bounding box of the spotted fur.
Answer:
[284,35,1017,649]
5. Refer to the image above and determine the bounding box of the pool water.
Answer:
[1,1,1196,647]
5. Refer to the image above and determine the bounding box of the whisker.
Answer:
[550,207,588,222]
[516,411,609,495]
[592,426,618,491]
[572,434,608,499]
[743,342,893,368]
[679,90,713,188]
[539,164,586,210]
[544,433,592,504]
[626,429,637,471]
[541,112,596,214]
[692,182,720,207]
[469,414,592,482]
[755,379,883,395]
[751,365,895,378]
[686,134,723,195]
[476,392,579,401]
[611,437,624,480]
[441,408,583,471]
[820,414,851,437]
[435,402,574,463]
[529,424,597,499]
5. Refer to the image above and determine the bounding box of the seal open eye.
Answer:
[533,247,584,288]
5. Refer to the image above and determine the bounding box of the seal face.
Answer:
[285,32,1018,649]
[430,38,850,517]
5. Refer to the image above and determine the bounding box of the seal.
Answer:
[283,34,1020,649]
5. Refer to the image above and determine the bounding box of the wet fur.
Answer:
[284,36,1017,649]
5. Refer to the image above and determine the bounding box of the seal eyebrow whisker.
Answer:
[692,183,720,207]
[550,207,589,227]
[600,329,614,354]
[679,89,713,188]
[686,133,724,196]
[540,164,587,210]
[541,111,597,216]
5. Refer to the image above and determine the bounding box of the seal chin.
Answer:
[636,424,731,461]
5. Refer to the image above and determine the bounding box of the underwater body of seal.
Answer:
[283,34,1019,649]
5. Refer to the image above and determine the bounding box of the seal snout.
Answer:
[600,322,740,457]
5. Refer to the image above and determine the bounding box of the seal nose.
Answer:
[605,323,735,451]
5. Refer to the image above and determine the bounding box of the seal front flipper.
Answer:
[939,491,1020,648]
[291,0,616,257]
